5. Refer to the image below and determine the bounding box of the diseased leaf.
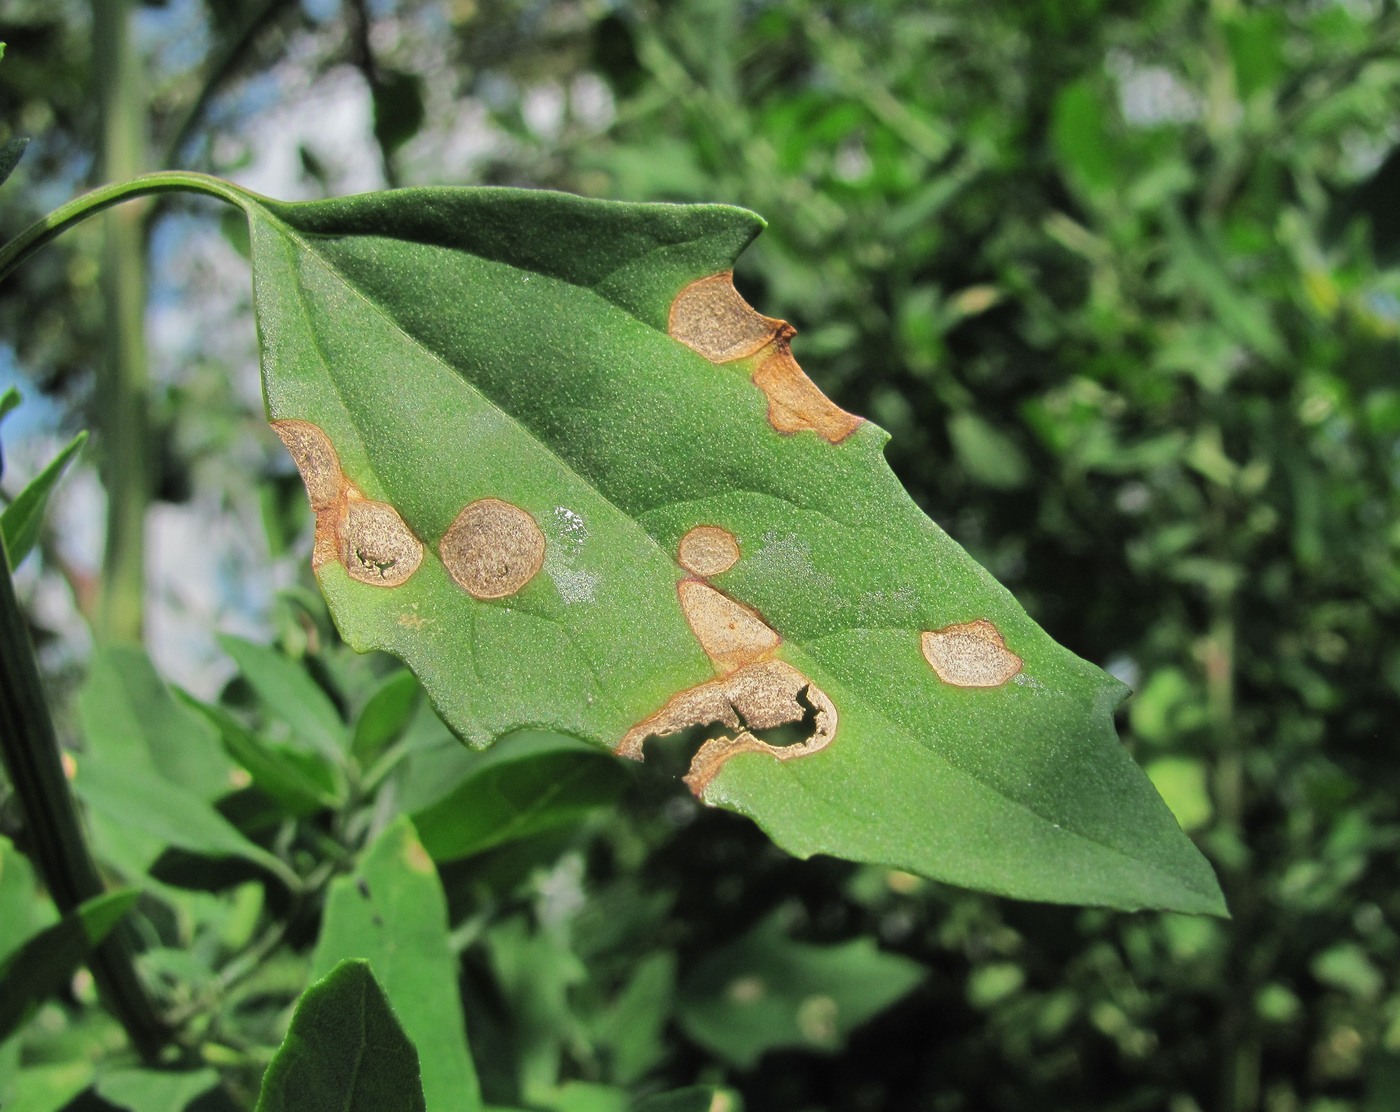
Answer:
[0,889,137,1042]
[310,816,482,1111]
[220,184,1224,914]
[676,915,924,1069]
[255,960,425,1112]
[0,430,85,568]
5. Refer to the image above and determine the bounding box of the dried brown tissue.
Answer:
[616,659,837,795]
[921,619,1022,688]
[439,497,545,600]
[618,523,836,795]
[272,419,422,587]
[669,272,862,444]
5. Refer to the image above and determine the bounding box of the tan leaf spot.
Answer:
[616,659,837,795]
[678,524,740,577]
[921,619,1022,688]
[752,346,862,444]
[440,498,546,599]
[341,497,423,587]
[669,271,788,363]
[679,579,780,673]
[272,419,343,510]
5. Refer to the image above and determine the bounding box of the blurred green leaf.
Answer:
[0,137,26,190]
[73,758,298,889]
[632,1088,740,1112]
[1145,757,1213,833]
[352,668,421,762]
[94,1067,220,1112]
[218,634,347,760]
[311,816,481,1111]
[78,645,235,801]
[0,430,85,568]
[593,952,676,1085]
[677,915,925,1068]
[411,733,628,862]
[0,888,137,1042]
[255,959,425,1112]
[182,693,343,816]
[947,411,1030,491]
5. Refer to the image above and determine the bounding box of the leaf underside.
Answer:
[233,184,1224,916]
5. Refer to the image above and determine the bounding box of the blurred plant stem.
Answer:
[0,541,167,1059]
[93,0,150,644]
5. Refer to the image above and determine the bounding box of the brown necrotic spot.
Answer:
[678,525,740,577]
[669,272,788,363]
[678,579,780,673]
[272,419,343,510]
[440,498,546,600]
[752,346,862,444]
[341,497,423,587]
[669,272,862,444]
[921,619,1022,688]
[616,659,837,795]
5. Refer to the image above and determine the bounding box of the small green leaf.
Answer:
[217,633,347,760]
[0,137,28,190]
[0,836,50,967]
[0,430,85,568]
[78,645,235,801]
[352,668,421,761]
[0,889,137,1042]
[182,692,343,815]
[95,1067,220,1112]
[410,733,627,862]
[255,959,426,1112]
[311,817,481,1111]
[73,757,298,889]
[677,915,924,1069]
[632,1089,741,1112]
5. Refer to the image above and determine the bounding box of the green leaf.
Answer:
[632,1089,741,1112]
[0,889,137,1042]
[0,137,28,190]
[0,430,85,569]
[255,959,426,1112]
[410,732,628,862]
[0,1061,95,1112]
[676,915,924,1069]
[222,183,1223,914]
[352,667,421,761]
[182,692,343,816]
[78,645,235,801]
[94,1067,220,1112]
[0,836,51,967]
[310,816,481,1111]
[217,633,347,761]
[73,757,298,889]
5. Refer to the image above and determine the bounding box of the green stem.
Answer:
[0,172,249,287]
[0,542,168,1059]
[94,0,151,644]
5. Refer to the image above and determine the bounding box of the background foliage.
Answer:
[2,1,1399,1109]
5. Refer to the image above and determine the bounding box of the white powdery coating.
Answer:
[551,566,598,604]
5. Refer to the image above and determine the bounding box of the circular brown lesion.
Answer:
[341,498,423,587]
[921,619,1022,688]
[439,498,546,600]
[678,525,740,577]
